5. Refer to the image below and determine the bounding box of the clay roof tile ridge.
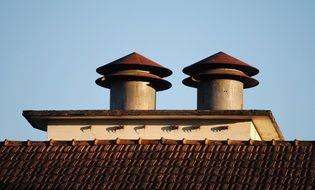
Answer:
[1,139,315,147]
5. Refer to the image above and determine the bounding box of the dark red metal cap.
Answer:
[95,71,172,91]
[96,52,172,77]
[183,52,259,76]
[182,73,259,89]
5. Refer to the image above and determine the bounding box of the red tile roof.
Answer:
[0,139,314,189]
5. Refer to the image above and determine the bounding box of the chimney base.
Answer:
[110,81,156,110]
[197,79,243,110]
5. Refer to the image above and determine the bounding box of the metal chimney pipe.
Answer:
[183,52,259,110]
[110,80,156,110]
[96,52,172,110]
[197,78,244,110]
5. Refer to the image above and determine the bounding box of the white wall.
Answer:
[47,120,261,141]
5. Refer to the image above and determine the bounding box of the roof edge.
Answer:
[23,109,274,117]
[23,110,282,140]
[1,138,314,147]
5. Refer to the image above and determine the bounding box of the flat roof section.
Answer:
[23,110,284,140]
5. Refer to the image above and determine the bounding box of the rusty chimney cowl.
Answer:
[182,52,259,110]
[96,52,172,110]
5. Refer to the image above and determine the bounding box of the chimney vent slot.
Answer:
[182,125,200,133]
[162,125,179,133]
[106,125,124,133]
[211,126,229,133]
[80,126,92,133]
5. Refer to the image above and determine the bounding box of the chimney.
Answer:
[96,52,172,110]
[183,52,259,110]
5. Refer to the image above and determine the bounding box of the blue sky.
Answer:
[0,1,314,140]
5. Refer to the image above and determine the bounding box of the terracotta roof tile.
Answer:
[0,139,314,189]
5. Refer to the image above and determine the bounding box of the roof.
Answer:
[22,109,285,140]
[182,52,259,76]
[96,52,172,77]
[0,139,314,189]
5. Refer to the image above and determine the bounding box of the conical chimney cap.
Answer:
[183,52,259,76]
[97,52,172,77]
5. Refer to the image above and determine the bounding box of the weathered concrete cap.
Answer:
[96,52,172,77]
[183,52,259,76]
